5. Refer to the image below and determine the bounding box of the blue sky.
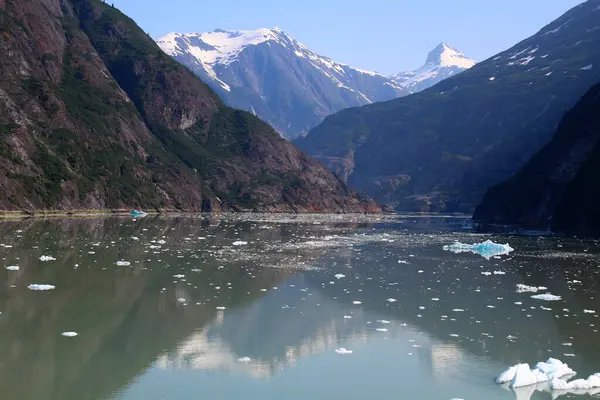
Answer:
[112,0,584,74]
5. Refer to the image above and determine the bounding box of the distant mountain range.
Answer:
[296,0,600,213]
[157,30,475,138]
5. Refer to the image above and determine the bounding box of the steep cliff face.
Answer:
[474,82,600,233]
[0,0,380,213]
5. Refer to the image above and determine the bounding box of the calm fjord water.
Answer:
[1,214,600,400]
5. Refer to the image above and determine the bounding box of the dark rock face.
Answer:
[474,82,600,234]
[0,0,380,213]
[295,0,600,212]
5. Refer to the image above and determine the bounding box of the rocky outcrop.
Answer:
[0,0,380,213]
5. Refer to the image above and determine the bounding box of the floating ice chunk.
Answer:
[352,301,362,305]
[496,365,519,383]
[233,241,248,246]
[216,306,226,310]
[531,293,561,301]
[584,309,596,314]
[334,274,346,279]
[28,284,55,291]
[177,298,186,303]
[452,309,465,312]
[489,77,496,81]
[39,255,56,261]
[173,274,185,279]
[582,64,593,71]
[386,298,397,303]
[493,271,506,275]
[517,284,547,293]
[377,320,391,324]
[116,261,131,266]
[6,266,19,271]
[156,240,166,245]
[61,332,78,337]
[512,364,540,387]
[343,315,352,319]
[551,373,600,390]
[376,328,388,332]
[238,357,251,362]
[443,240,514,260]
[398,260,409,264]
[481,271,492,276]
[335,348,353,355]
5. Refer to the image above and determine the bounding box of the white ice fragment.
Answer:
[39,255,56,261]
[582,64,593,71]
[177,298,186,303]
[334,274,346,279]
[352,301,362,305]
[61,332,78,337]
[398,260,409,264]
[6,266,19,271]
[238,357,251,363]
[496,365,519,383]
[28,284,55,291]
[343,315,352,319]
[376,328,388,332]
[493,271,506,275]
[531,293,562,301]
[584,309,596,314]
[216,306,226,310]
[517,284,546,293]
[116,261,131,266]
[452,309,465,312]
[443,240,514,259]
[512,363,539,387]
[233,241,248,246]
[335,348,353,355]
[377,320,391,324]
[173,274,185,279]
[386,298,397,303]
[481,271,492,276]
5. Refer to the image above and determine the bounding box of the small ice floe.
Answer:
[452,309,465,312]
[582,64,593,71]
[517,284,547,293]
[551,373,600,391]
[352,301,362,305]
[376,328,388,332]
[334,274,346,279]
[377,320,391,324]
[443,240,514,260]
[531,293,561,301]
[177,298,186,303]
[216,306,226,310]
[335,348,353,355]
[173,274,185,279]
[61,332,78,337]
[493,271,506,275]
[238,357,251,363]
[398,260,409,264]
[116,261,131,266]
[6,266,19,271]
[496,358,575,388]
[233,241,248,246]
[386,298,397,303]
[481,271,492,276]
[450,334,460,337]
[489,77,496,81]
[39,255,56,261]
[28,284,55,291]
[584,309,596,314]
[343,315,352,319]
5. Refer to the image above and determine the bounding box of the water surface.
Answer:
[1,214,600,400]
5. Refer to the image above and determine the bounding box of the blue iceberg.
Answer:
[130,210,148,218]
[443,240,514,260]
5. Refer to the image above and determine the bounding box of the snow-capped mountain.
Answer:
[157,28,409,139]
[390,43,476,93]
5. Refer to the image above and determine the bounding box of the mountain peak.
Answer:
[425,43,476,68]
